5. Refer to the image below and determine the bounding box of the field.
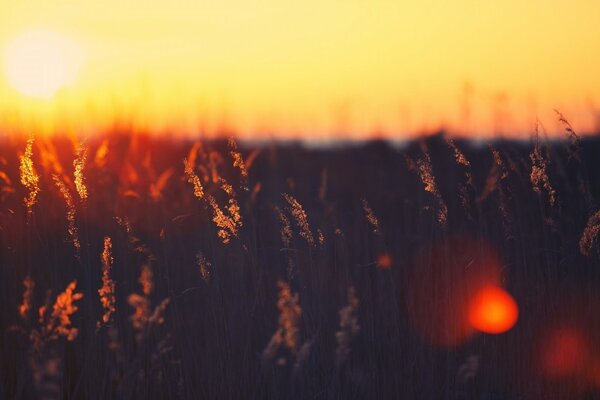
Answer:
[0,125,599,399]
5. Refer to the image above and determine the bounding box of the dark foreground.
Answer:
[0,131,599,399]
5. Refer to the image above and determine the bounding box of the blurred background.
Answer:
[1,0,599,139]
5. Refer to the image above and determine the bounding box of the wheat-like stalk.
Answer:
[183,158,205,199]
[220,177,243,228]
[128,294,170,344]
[261,280,302,368]
[31,281,83,351]
[128,263,170,344]
[73,143,88,201]
[275,206,292,248]
[446,138,470,167]
[416,147,447,225]
[52,175,81,256]
[530,122,556,207]
[446,138,474,212]
[207,194,239,244]
[98,237,116,326]
[277,280,301,353]
[228,137,248,180]
[478,146,513,237]
[479,145,507,202]
[361,198,380,234]
[580,210,600,256]
[19,137,40,212]
[283,194,314,245]
[554,109,581,161]
[38,138,66,178]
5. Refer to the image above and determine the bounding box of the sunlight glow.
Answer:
[0,1,598,136]
[3,30,81,99]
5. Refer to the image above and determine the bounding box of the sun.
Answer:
[3,30,82,99]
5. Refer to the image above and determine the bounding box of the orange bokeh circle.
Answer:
[468,286,518,334]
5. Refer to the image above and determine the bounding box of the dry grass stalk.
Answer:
[261,281,302,368]
[480,146,512,237]
[446,138,474,211]
[93,138,109,167]
[19,137,40,212]
[555,109,581,161]
[479,146,507,202]
[52,175,81,256]
[530,123,557,207]
[283,194,314,245]
[139,264,154,296]
[149,167,174,201]
[31,281,83,351]
[580,210,600,256]
[19,276,35,321]
[361,198,380,234]
[207,194,239,244]
[38,138,66,178]
[183,158,204,199]
[228,137,248,179]
[277,280,301,353]
[98,237,116,326]
[275,206,292,248]
[220,177,243,229]
[73,143,88,201]
[335,287,360,368]
[208,151,223,183]
[417,148,448,225]
[186,142,202,172]
[128,265,170,344]
[219,177,234,196]
[128,294,150,334]
[317,229,325,246]
[447,139,470,167]
[245,148,261,172]
[128,296,170,344]
[491,147,509,180]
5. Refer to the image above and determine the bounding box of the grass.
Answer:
[0,123,599,399]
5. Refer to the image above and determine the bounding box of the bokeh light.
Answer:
[468,286,518,334]
[405,236,504,346]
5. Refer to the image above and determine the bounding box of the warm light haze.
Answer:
[0,0,599,138]
[3,30,82,99]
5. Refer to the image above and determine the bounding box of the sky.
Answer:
[0,0,599,139]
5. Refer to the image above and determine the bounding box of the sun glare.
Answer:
[3,30,81,99]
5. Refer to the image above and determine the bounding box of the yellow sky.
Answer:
[0,0,599,138]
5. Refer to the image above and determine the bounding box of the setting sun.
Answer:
[3,30,81,99]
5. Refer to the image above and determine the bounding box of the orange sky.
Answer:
[0,1,599,139]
